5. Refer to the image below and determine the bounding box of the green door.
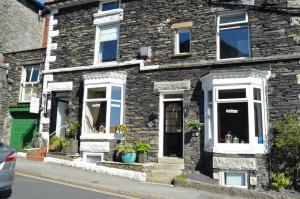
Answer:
[9,107,39,150]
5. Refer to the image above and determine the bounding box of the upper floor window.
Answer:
[96,25,119,63]
[100,1,120,12]
[20,66,40,102]
[217,11,250,60]
[175,29,191,54]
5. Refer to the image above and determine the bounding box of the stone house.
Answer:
[10,0,300,189]
[0,0,47,148]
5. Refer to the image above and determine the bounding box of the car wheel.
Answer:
[0,188,12,199]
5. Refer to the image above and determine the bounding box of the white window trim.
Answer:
[83,152,104,163]
[202,71,269,154]
[81,80,124,140]
[19,66,40,102]
[216,10,251,60]
[99,0,120,12]
[94,24,120,65]
[220,170,249,189]
[174,28,192,55]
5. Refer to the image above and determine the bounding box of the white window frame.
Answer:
[175,28,192,55]
[83,152,104,163]
[99,0,120,12]
[94,24,120,65]
[81,81,124,140]
[202,72,269,154]
[220,170,249,189]
[19,66,40,102]
[216,10,251,60]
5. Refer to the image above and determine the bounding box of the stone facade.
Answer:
[0,48,46,145]
[41,0,300,188]
[0,0,45,53]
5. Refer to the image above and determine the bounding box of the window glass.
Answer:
[102,1,119,11]
[31,67,40,82]
[253,88,261,101]
[254,102,263,143]
[26,68,31,82]
[99,25,118,62]
[111,86,122,100]
[218,89,246,99]
[219,27,249,59]
[86,155,102,163]
[178,30,191,53]
[208,90,212,102]
[218,102,249,143]
[85,101,107,133]
[110,101,121,132]
[87,87,106,99]
[224,172,246,187]
[220,13,246,24]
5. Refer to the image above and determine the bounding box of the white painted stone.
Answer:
[80,141,110,152]
[140,65,160,71]
[154,80,191,91]
[40,117,50,124]
[296,74,300,85]
[213,171,220,180]
[44,157,146,181]
[250,176,258,186]
[213,157,257,170]
[17,152,27,158]
[44,74,53,82]
[48,82,73,91]
[290,17,300,26]
[93,9,123,25]
[287,0,300,8]
[49,30,59,37]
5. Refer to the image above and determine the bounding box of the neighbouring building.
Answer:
[0,0,47,149]
[4,0,300,189]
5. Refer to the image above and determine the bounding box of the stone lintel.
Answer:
[154,80,191,91]
[171,22,193,29]
[213,157,257,170]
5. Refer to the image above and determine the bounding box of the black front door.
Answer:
[163,101,183,157]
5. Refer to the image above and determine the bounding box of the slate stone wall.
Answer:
[0,63,8,144]
[50,0,299,69]
[0,48,46,145]
[0,0,44,53]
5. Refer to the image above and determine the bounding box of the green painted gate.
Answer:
[9,107,39,151]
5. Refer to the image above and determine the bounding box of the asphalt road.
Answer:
[4,174,128,199]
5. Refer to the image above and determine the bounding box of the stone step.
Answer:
[150,170,182,178]
[147,176,174,184]
[26,155,44,161]
[158,157,184,164]
[153,163,184,170]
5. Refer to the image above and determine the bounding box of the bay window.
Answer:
[201,70,269,154]
[82,83,124,138]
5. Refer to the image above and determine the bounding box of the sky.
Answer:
[38,0,45,3]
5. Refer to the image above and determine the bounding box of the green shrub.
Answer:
[270,173,290,191]
[68,121,80,139]
[49,136,69,151]
[176,173,188,180]
[135,142,151,153]
[115,142,136,154]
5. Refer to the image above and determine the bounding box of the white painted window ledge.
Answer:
[205,144,267,154]
[80,133,123,140]
[93,9,123,18]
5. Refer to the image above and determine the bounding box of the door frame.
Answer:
[158,91,184,158]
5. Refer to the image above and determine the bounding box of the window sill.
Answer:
[217,57,250,61]
[93,8,123,18]
[171,53,192,58]
[80,133,123,140]
[204,143,266,154]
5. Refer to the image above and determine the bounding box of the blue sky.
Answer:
[38,0,45,3]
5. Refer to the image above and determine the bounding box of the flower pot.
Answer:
[137,153,147,163]
[121,152,137,164]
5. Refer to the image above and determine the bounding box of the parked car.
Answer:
[0,142,16,197]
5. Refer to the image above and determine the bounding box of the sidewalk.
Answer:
[15,158,241,199]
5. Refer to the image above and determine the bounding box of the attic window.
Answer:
[100,1,120,12]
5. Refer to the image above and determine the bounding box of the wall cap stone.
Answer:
[154,80,191,91]
[213,156,257,170]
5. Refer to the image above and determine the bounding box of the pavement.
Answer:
[15,158,241,199]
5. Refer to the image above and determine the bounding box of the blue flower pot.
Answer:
[121,152,137,164]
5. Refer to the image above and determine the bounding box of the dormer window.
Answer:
[100,1,120,12]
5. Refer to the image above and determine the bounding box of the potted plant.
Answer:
[186,118,203,131]
[115,124,137,163]
[32,134,41,148]
[136,142,151,163]
[49,135,69,152]
[65,121,80,153]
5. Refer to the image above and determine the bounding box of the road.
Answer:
[5,174,131,199]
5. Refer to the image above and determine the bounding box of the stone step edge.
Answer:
[174,178,282,199]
